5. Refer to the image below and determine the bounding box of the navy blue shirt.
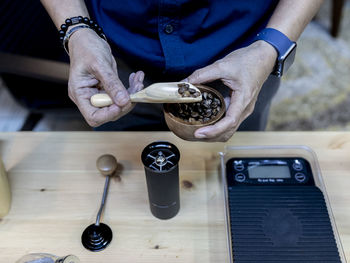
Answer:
[87,0,278,75]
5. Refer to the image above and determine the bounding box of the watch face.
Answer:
[275,43,297,77]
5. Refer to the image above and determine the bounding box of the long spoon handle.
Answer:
[95,175,110,226]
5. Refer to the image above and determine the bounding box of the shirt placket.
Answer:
[158,0,185,73]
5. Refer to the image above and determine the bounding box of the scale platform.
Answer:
[220,146,346,263]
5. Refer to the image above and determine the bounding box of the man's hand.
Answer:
[186,41,278,142]
[67,28,144,127]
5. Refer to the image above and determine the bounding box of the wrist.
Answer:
[59,16,106,54]
[68,27,93,51]
[251,40,278,73]
[253,28,297,77]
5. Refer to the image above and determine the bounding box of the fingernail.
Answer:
[195,133,206,138]
[138,72,144,82]
[116,91,129,105]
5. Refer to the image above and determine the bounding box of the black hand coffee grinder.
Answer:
[141,141,181,219]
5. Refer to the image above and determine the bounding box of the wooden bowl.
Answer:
[163,85,226,141]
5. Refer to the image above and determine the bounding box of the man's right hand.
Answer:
[67,28,144,127]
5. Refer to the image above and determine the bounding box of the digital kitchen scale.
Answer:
[220,146,346,263]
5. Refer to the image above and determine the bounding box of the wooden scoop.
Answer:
[90,82,202,107]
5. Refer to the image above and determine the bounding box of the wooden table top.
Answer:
[0,132,349,263]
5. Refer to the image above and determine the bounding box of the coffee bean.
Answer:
[214,98,220,105]
[205,109,212,117]
[178,83,200,98]
[171,88,223,124]
[202,92,208,100]
[178,86,185,94]
[191,111,199,118]
[202,99,211,108]
[189,88,196,94]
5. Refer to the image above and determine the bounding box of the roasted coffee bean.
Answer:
[205,109,212,117]
[191,111,199,118]
[171,89,222,124]
[214,98,221,105]
[202,92,208,100]
[189,88,196,94]
[202,99,212,108]
[178,83,200,98]
[178,86,185,94]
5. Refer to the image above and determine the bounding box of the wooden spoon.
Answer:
[90,82,202,107]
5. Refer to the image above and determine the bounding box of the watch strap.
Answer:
[254,28,295,60]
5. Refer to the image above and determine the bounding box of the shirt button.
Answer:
[164,24,174,34]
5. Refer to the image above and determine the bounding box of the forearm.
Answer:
[267,0,323,41]
[40,0,90,29]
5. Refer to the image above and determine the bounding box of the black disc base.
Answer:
[81,223,113,252]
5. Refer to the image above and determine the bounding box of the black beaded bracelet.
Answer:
[58,16,106,47]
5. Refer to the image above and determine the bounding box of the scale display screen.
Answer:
[248,165,291,179]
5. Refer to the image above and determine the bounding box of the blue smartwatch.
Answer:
[254,28,297,77]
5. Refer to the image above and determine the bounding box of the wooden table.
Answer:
[0,132,349,262]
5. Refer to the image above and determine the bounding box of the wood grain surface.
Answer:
[0,132,349,263]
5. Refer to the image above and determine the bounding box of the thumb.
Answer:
[186,63,221,84]
[97,67,130,107]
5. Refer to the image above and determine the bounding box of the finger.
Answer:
[73,88,124,127]
[128,72,136,85]
[186,64,221,84]
[95,66,130,107]
[194,90,245,139]
[132,71,145,87]
[68,77,99,102]
[128,82,144,94]
[200,129,237,142]
[128,71,145,94]
[136,70,145,83]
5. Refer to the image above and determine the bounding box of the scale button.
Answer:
[235,173,246,182]
[295,172,306,182]
[292,160,303,171]
[233,161,244,171]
